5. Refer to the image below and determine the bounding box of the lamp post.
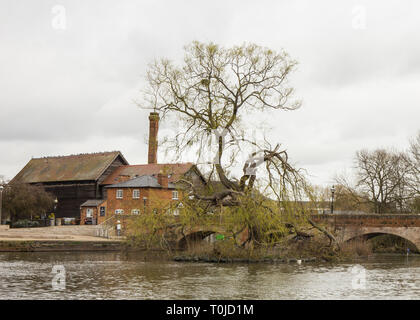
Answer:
[0,185,3,225]
[53,197,58,226]
[330,185,335,214]
[54,197,58,214]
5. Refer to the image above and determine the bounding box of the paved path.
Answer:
[0,225,121,242]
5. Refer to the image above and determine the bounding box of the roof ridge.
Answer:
[31,151,122,160]
[123,162,193,167]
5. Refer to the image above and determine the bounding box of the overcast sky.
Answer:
[1,0,419,186]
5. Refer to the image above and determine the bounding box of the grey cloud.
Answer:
[0,0,419,185]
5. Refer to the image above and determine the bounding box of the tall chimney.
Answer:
[148,112,159,164]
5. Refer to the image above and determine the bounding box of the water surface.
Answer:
[0,252,419,299]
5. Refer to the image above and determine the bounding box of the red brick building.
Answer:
[104,173,180,217]
[78,112,205,224]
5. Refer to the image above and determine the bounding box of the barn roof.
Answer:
[101,163,197,185]
[11,151,128,184]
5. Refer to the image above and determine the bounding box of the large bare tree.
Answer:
[141,42,337,247]
[144,42,303,198]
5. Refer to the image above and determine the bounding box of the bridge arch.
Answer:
[342,227,420,252]
[177,230,218,250]
[175,225,249,250]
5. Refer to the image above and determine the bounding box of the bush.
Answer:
[2,183,55,221]
[11,219,40,228]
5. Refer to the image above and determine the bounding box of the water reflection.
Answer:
[0,252,419,299]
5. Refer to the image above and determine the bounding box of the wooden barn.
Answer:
[10,151,128,219]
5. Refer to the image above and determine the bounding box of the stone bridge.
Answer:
[178,214,420,250]
[112,213,420,250]
[312,214,420,251]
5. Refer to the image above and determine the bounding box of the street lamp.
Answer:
[0,185,3,225]
[330,185,335,214]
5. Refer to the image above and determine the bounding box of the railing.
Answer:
[95,215,118,238]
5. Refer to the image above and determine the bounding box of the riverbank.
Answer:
[0,225,128,252]
[0,240,125,252]
[173,255,318,263]
[168,235,375,264]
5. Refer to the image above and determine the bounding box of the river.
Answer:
[0,252,419,299]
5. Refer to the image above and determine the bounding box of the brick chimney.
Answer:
[157,171,168,188]
[148,112,159,164]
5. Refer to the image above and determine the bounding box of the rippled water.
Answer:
[0,252,419,299]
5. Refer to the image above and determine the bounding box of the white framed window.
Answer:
[133,189,140,199]
[172,190,179,200]
[116,189,123,199]
[131,209,140,215]
[115,209,124,215]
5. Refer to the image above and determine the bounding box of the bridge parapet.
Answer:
[311,214,420,228]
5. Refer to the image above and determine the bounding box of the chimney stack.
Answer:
[157,171,168,188]
[148,112,159,164]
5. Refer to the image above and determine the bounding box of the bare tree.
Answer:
[408,132,420,194]
[143,42,304,198]
[355,149,412,213]
[406,132,420,212]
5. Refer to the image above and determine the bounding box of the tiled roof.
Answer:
[80,199,106,207]
[101,163,195,185]
[105,175,175,189]
[11,151,128,183]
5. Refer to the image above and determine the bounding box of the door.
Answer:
[86,208,93,218]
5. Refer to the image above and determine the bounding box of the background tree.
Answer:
[2,183,55,222]
[407,132,420,212]
[329,183,372,213]
[354,149,412,213]
[408,132,420,192]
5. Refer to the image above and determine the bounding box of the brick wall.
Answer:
[312,214,420,227]
[105,187,179,218]
[80,207,98,225]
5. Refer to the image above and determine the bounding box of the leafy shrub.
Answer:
[11,219,40,228]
